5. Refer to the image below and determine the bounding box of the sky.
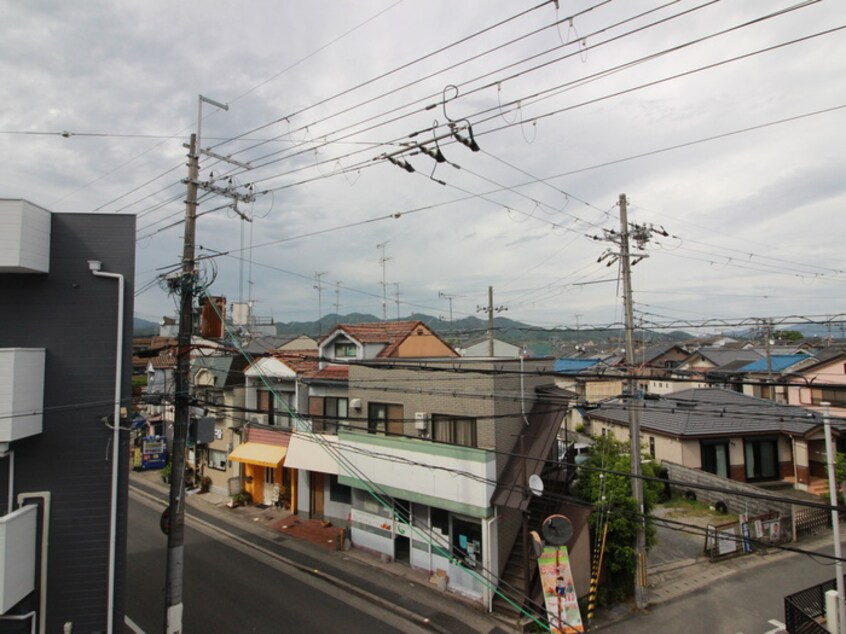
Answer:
[2,0,845,336]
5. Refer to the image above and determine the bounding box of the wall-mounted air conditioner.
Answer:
[0,348,45,442]
[414,412,429,431]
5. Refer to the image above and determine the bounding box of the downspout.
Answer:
[89,261,124,634]
[17,492,50,634]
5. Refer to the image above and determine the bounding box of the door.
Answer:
[263,467,276,505]
[387,404,404,437]
[311,472,325,519]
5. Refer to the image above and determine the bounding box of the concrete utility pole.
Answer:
[164,133,198,634]
[487,286,494,356]
[394,282,401,321]
[376,241,390,321]
[822,402,846,632]
[314,272,327,335]
[618,193,649,609]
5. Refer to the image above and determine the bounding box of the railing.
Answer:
[784,579,837,633]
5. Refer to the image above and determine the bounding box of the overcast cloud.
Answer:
[2,0,844,334]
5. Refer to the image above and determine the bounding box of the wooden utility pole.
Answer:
[164,133,198,634]
[619,193,648,609]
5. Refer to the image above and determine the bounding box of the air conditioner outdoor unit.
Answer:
[414,412,429,431]
[350,398,362,410]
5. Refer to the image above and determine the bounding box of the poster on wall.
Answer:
[538,545,584,633]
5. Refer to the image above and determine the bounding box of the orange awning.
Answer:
[228,442,287,468]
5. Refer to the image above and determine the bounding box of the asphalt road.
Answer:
[125,491,425,633]
[599,541,840,634]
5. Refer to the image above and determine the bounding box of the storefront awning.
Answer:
[285,434,339,475]
[228,442,287,468]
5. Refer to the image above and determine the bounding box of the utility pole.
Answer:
[376,241,390,321]
[393,282,401,321]
[438,291,455,323]
[823,402,846,633]
[164,133,198,634]
[618,193,648,610]
[487,286,494,356]
[334,281,341,323]
[314,272,327,335]
[476,286,506,356]
[165,95,254,634]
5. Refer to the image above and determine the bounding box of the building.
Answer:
[0,200,135,633]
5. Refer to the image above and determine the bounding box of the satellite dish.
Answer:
[542,514,574,546]
[528,474,544,497]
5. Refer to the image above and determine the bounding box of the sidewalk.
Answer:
[131,469,509,633]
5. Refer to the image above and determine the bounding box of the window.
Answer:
[744,437,779,481]
[367,403,403,435]
[329,474,351,504]
[451,516,482,569]
[648,436,656,459]
[701,440,730,478]
[431,414,477,447]
[334,342,357,358]
[811,388,846,408]
[368,403,387,434]
[208,449,227,471]
[258,389,291,427]
[324,397,348,434]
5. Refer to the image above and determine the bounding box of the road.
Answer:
[599,542,840,634]
[125,490,426,633]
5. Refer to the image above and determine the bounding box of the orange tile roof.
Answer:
[272,351,319,375]
[309,365,349,381]
[323,320,455,358]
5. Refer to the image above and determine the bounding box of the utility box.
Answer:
[0,348,45,442]
[0,504,37,613]
[0,199,51,273]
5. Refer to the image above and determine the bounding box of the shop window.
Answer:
[451,516,482,569]
[208,448,227,471]
[328,474,351,504]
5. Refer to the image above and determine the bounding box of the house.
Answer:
[458,336,524,358]
[192,353,248,496]
[583,387,841,492]
[737,354,811,402]
[319,320,458,366]
[786,350,846,422]
[234,351,318,507]
[553,358,624,434]
[0,200,135,632]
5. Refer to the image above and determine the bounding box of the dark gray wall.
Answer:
[0,212,135,633]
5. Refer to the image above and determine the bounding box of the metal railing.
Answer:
[784,579,837,633]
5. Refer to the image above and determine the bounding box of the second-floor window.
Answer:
[258,389,291,427]
[811,388,846,408]
[334,342,357,358]
[368,403,404,435]
[431,414,477,447]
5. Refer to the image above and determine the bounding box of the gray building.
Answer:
[0,200,135,633]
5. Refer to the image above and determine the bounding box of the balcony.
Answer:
[0,505,37,613]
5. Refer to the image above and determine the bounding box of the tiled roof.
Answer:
[323,320,456,358]
[694,348,762,367]
[272,351,319,375]
[554,358,602,374]
[149,355,176,369]
[308,365,349,381]
[586,387,821,438]
[738,355,808,373]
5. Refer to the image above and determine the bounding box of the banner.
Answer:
[538,545,584,633]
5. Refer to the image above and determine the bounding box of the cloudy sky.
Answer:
[2,0,845,334]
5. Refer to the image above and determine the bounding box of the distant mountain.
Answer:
[275,312,684,353]
[133,317,158,336]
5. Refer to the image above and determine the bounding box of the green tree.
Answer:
[574,435,664,605]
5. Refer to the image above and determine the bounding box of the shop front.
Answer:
[228,442,293,507]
